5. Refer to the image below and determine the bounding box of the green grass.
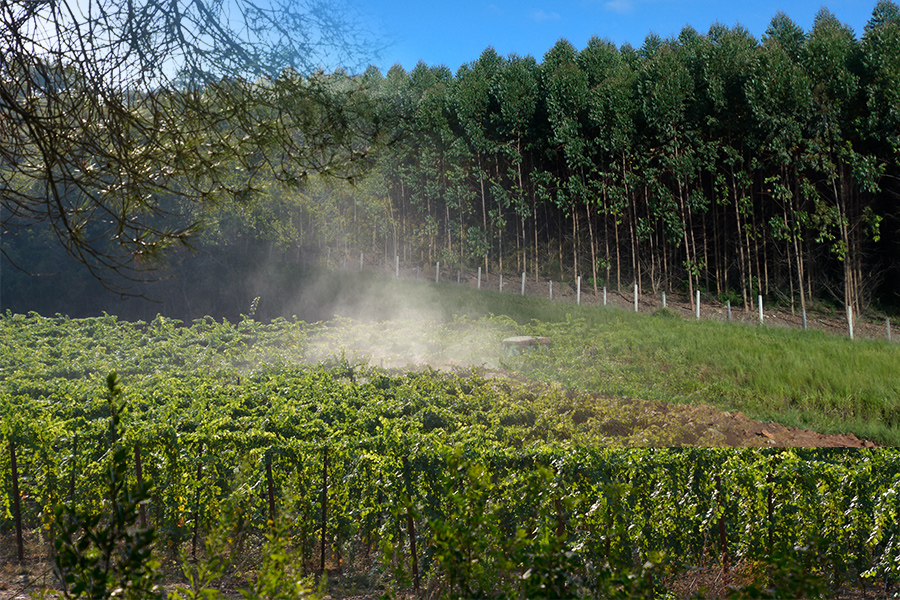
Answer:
[303,269,900,445]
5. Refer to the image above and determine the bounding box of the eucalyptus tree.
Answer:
[861,1,900,177]
[750,21,814,316]
[696,23,761,308]
[856,1,900,308]
[579,37,636,292]
[372,63,417,259]
[451,48,505,271]
[802,9,875,317]
[0,0,381,292]
[404,62,456,263]
[494,54,542,276]
[542,39,591,281]
[766,11,808,62]
[352,65,401,259]
[634,34,698,305]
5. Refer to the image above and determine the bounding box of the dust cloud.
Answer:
[289,269,520,371]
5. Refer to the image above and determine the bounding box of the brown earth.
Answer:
[641,398,878,447]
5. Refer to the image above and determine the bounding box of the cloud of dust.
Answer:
[249,264,522,372]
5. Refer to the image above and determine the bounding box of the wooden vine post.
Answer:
[192,444,204,561]
[402,456,420,595]
[320,446,328,574]
[766,471,774,553]
[715,475,729,574]
[553,465,566,540]
[9,440,25,561]
[605,511,612,557]
[555,497,565,539]
[266,452,276,529]
[134,444,147,529]
[69,434,78,504]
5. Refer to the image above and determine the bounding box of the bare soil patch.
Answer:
[647,398,878,447]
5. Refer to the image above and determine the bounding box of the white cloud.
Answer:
[531,9,562,22]
[603,0,635,15]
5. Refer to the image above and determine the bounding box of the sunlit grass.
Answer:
[512,304,900,444]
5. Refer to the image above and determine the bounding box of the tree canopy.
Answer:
[0,0,381,290]
[343,2,900,316]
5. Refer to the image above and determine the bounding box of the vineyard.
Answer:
[4,0,900,597]
[2,312,900,599]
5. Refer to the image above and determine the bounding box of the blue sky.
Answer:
[354,0,879,73]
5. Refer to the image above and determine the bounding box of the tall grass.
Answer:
[510,300,900,444]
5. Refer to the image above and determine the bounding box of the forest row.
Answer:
[294,3,900,316]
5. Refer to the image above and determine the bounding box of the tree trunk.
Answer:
[677,178,694,312]
[731,168,749,311]
[834,161,856,319]
[790,168,806,318]
[587,201,598,293]
[572,207,579,282]
[602,183,611,290]
[783,194,795,315]
[629,199,638,295]
[479,157,489,275]
[533,192,540,280]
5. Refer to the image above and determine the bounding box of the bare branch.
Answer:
[1,0,383,293]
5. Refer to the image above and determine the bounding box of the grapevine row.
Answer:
[3,367,899,596]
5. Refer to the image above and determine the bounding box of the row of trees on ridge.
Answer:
[303,2,900,316]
